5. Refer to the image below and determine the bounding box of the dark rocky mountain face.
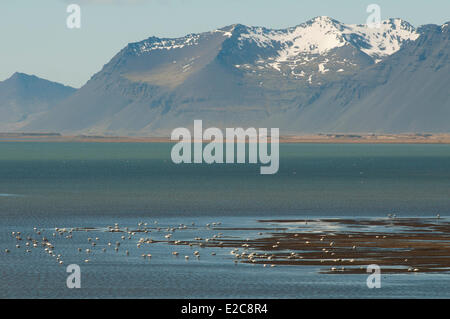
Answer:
[18,17,450,135]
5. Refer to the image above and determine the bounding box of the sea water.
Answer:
[0,142,449,298]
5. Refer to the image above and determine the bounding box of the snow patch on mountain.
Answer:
[236,16,419,72]
[343,18,419,60]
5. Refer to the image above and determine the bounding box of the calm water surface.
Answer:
[0,143,449,298]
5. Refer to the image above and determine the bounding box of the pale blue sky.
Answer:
[1,0,448,88]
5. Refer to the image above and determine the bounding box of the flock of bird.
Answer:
[4,221,235,267]
[3,214,442,272]
[3,220,316,269]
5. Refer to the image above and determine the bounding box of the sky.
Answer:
[1,0,449,88]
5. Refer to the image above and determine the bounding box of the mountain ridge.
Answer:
[2,16,448,135]
[0,72,76,132]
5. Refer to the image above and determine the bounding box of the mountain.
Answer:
[23,17,450,135]
[0,73,76,131]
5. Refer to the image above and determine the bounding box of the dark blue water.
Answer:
[0,143,449,298]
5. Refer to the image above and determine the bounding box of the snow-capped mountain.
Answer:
[17,17,450,135]
[121,16,419,85]
[233,17,418,75]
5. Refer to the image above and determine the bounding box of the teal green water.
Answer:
[1,142,449,298]
[0,142,449,218]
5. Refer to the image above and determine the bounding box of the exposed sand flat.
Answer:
[1,133,450,143]
[189,217,450,274]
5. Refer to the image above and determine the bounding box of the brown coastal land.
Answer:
[1,133,450,143]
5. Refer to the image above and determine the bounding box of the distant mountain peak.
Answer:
[8,72,37,81]
[5,72,75,90]
[0,73,76,132]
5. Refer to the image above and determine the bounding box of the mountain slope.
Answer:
[330,23,450,132]
[0,73,76,131]
[24,17,449,135]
